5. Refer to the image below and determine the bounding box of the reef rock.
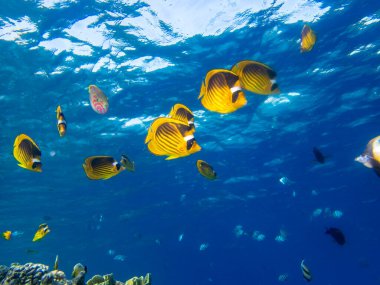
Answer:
[0,266,9,282]
[1,262,49,285]
[0,261,150,285]
[125,273,151,285]
[86,274,115,285]
[40,270,66,285]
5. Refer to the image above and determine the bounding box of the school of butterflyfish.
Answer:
[198,60,280,114]
[10,25,318,179]
[6,24,379,281]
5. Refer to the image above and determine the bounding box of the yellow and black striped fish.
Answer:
[199,69,247,114]
[83,156,125,180]
[13,134,42,172]
[121,154,135,172]
[231,60,280,95]
[300,259,312,282]
[196,160,217,180]
[145,117,201,160]
[168,104,195,133]
[301,24,316,53]
[33,223,50,242]
[56,105,67,137]
[2,231,12,240]
[145,117,194,149]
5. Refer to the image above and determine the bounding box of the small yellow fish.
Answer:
[83,156,126,180]
[121,155,135,172]
[89,85,109,114]
[145,117,201,160]
[196,160,217,180]
[2,231,12,240]
[301,24,316,53]
[33,224,50,242]
[199,69,247,114]
[13,134,42,172]
[168,104,195,133]
[355,135,380,177]
[300,259,312,282]
[231,60,280,95]
[56,105,67,137]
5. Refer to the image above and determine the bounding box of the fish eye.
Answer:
[271,83,279,91]
[32,162,42,169]
[231,91,241,103]
[186,139,195,150]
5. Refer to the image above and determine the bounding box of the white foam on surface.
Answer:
[0,16,38,44]
[39,38,93,56]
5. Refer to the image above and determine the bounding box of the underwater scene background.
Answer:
[1,0,380,284]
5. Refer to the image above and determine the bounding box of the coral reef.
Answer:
[87,274,115,285]
[1,262,49,285]
[125,274,150,285]
[0,262,150,285]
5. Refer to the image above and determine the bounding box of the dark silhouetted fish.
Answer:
[325,227,345,245]
[26,249,39,254]
[134,232,143,239]
[43,215,52,221]
[313,147,325,164]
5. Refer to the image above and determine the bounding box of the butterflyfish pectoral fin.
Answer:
[18,163,30,169]
[165,155,179,160]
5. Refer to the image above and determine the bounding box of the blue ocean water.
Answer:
[1,0,380,284]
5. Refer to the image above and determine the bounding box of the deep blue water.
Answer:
[1,0,380,284]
